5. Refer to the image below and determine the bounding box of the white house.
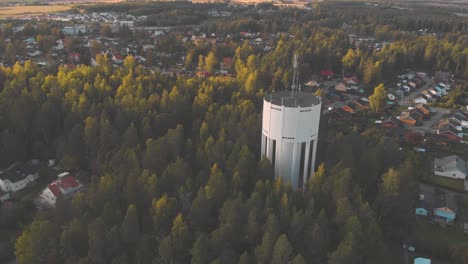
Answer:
[0,161,40,193]
[38,172,84,208]
[434,155,467,180]
[414,95,428,104]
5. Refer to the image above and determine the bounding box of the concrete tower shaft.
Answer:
[261,91,321,189]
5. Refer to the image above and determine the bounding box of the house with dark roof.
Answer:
[415,104,431,116]
[38,172,84,208]
[382,117,402,128]
[433,118,460,130]
[411,109,426,120]
[0,160,40,193]
[400,112,420,125]
[437,126,461,141]
[355,98,370,109]
[329,108,352,120]
[451,110,468,125]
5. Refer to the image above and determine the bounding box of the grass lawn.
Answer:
[0,5,71,19]
[382,243,405,264]
[411,220,468,260]
[423,174,466,192]
[457,196,468,222]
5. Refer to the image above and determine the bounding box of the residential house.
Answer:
[451,110,468,127]
[112,53,124,64]
[433,207,456,223]
[304,80,320,88]
[27,50,42,57]
[437,126,461,141]
[401,85,411,93]
[415,104,431,116]
[38,172,84,208]
[355,98,370,109]
[408,81,417,89]
[434,155,467,180]
[433,86,447,95]
[398,72,416,80]
[415,200,430,217]
[387,93,396,100]
[0,160,40,193]
[433,118,460,130]
[421,90,436,101]
[414,95,429,104]
[411,109,425,120]
[399,112,420,125]
[329,108,352,120]
[334,82,348,92]
[63,25,87,35]
[438,82,450,90]
[427,88,440,97]
[382,117,402,128]
[220,57,232,72]
[341,103,358,113]
[24,37,36,45]
[414,258,431,264]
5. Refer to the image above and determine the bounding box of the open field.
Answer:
[0,5,71,18]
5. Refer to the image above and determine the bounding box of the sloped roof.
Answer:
[434,155,467,175]
[47,175,83,198]
[414,257,431,264]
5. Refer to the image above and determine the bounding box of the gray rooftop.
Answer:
[434,155,467,175]
[0,161,39,183]
[264,91,321,107]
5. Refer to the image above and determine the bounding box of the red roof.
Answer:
[223,58,232,66]
[47,176,81,198]
[48,184,61,197]
[320,70,334,77]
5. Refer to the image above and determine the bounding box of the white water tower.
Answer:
[261,91,321,189]
[261,55,322,189]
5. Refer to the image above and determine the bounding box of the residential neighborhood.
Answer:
[0,1,466,264]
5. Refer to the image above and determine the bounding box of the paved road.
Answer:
[405,107,451,134]
[400,77,434,106]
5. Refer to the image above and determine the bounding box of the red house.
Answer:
[341,103,358,113]
[382,117,402,128]
[437,127,460,141]
[320,70,334,78]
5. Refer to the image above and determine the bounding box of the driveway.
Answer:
[419,182,464,211]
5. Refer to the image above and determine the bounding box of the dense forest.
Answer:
[0,53,424,264]
[0,2,467,264]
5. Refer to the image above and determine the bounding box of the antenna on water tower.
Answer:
[291,54,299,96]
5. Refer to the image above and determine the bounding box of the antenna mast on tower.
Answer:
[291,54,299,94]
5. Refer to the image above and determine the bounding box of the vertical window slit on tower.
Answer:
[272,140,276,168]
[307,140,314,181]
[298,142,306,187]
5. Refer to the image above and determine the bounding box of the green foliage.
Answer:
[369,83,387,113]
[2,3,461,261]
